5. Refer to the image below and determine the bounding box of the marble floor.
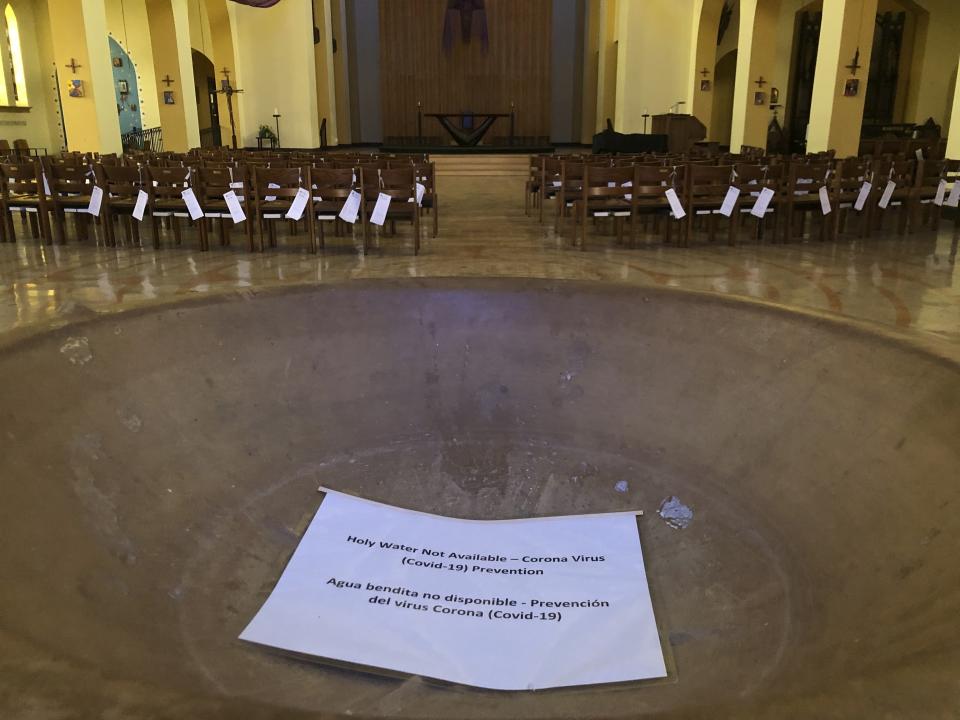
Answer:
[2,175,959,359]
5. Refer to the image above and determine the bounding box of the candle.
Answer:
[273,107,279,116]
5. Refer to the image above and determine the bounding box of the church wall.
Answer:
[615,0,697,134]
[231,0,320,147]
[104,0,161,132]
[5,0,59,152]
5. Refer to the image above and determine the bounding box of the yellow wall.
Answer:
[614,0,696,133]
[205,0,239,147]
[47,0,122,154]
[690,0,724,136]
[313,0,338,146]
[946,57,960,158]
[808,0,878,156]
[231,0,319,147]
[146,0,199,151]
[105,0,161,130]
[329,0,350,144]
[3,0,60,152]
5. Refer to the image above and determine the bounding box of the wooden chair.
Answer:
[911,158,946,233]
[196,166,254,251]
[577,163,637,250]
[631,164,683,244]
[555,160,586,235]
[929,160,960,233]
[0,160,49,243]
[829,158,873,240]
[96,164,148,247]
[310,167,355,249]
[539,156,563,223]
[735,163,784,243]
[783,161,832,242]
[251,165,316,253]
[359,166,420,255]
[40,159,97,244]
[414,161,439,238]
[685,164,739,246]
[525,155,544,216]
[146,165,201,249]
[870,159,915,235]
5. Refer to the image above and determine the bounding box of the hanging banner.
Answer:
[240,489,666,691]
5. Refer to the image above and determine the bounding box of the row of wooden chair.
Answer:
[528,153,960,249]
[0,158,438,254]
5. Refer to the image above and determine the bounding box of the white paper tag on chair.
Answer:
[42,173,51,196]
[552,180,562,187]
[915,148,924,161]
[819,185,832,215]
[86,186,103,216]
[132,190,148,221]
[933,179,947,206]
[945,182,960,208]
[285,187,310,220]
[621,180,632,200]
[224,190,246,223]
[719,186,740,217]
[749,187,775,218]
[370,192,392,226]
[339,189,361,223]
[416,182,425,206]
[878,180,896,209]
[854,181,872,211]
[181,188,204,221]
[266,182,280,202]
[664,188,686,219]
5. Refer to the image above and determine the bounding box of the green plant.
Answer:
[258,124,277,140]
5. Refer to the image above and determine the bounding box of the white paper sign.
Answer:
[915,148,924,161]
[819,185,832,215]
[266,182,280,202]
[339,190,361,224]
[621,180,633,201]
[750,187,775,218]
[854,181,872,211]
[132,190,148,221]
[719,186,740,217]
[934,179,947,207]
[878,180,896,209]
[86,186,103,216]
[285,187,310,220]
[181,188,204,221]
[42,173,51,196]
[370,192,392,225]
[945,181,960,208]
[223,190,246,223]
[664,188,686,219]
[416,182,425,206]
[239,489,666,691]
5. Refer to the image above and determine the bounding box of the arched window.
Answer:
[4,4,27,106]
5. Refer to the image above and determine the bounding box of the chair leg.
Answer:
[432,197,438,238]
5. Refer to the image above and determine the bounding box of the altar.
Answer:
[420,110,515,147]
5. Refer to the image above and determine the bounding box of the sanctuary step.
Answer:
[431,154,530,178]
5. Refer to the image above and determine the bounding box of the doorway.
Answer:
[191,49,221,148]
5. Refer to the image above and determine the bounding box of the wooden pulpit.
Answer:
[651,114,707,153]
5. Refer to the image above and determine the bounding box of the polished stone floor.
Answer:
[2,176,958,358]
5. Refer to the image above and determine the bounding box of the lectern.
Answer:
[651,114,707,153]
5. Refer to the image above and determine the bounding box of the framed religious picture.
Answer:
[700,79,711,92]
[112,56,123,68]
[117,79,129,94]
[163,91,175,105]
[68,79,84,98]
[754,91,766,105]
[844,78,859,97]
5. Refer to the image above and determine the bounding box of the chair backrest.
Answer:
[412,161,436,194]
[311,167,355,204]
[632,165,675,199]
[582,164,636,203]
[0,160,41,196]
[687,164,736,202]
[146,166,192,205]
[788,161,831,195]
[43,160,93,197]
[197,166,249,201]
[97,164,146,199]
[360,166,415,202]
[251,166,309,205]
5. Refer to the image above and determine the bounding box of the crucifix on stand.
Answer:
[216,67,243,150]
